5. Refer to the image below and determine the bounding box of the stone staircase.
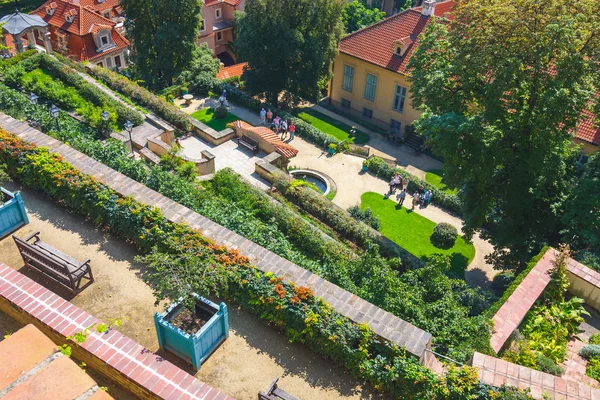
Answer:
[403,132,425,151]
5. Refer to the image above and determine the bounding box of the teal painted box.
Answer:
[0,188,28,239]
[154,294,229,370]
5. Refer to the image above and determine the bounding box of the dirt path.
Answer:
[0,183,382,400]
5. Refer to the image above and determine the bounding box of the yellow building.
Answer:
[329,0,600,155]
[329,1,453,139]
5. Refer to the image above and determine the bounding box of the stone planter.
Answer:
[154,294,229,370]
[0,188,28,239]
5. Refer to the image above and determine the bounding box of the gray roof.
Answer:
[0,11,47,35]
[213,20,234,32]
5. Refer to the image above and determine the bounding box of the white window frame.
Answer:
[364,73,377,102]
[100,34,110,47]
[392,84,407,113]
[215,8,222,19]
[342,64,354,93]
[114,54,122,68]
[102,10,111,19]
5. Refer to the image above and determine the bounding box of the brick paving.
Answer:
[490,249,556,353]
[0,263,232,400]
[472,352,600,400]
[0,114,434,363]
[562,337,599,389]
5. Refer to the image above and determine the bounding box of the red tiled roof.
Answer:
[576,107,600,145]
[217,62,248,80]
[33,0,116,36]
[339,1,454,76]
[232,120,299,158]
[78,0,121,12]
[205,0,239,6]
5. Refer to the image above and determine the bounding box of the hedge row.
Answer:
[485,246,550,319]
[15,53,143,127]
[0,129,533,399]
[363,156,463,215]
[271,170,423,268]
[86,64,195,132]
[0,49,38,72]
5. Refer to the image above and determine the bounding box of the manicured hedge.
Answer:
[0,49,37,72]
[485,246,550,319]
[0,129,531,399]
[363,156,463,215]
[271,170,423,268]
[87,65,195,132]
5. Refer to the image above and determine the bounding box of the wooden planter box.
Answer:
[0,188,28,239]
[154,294,229,370]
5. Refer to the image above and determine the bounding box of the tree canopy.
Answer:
[175,44,221,94]
[235,0,345,106]
[121,0,203,90]
[342,1,386,34]
[408,0,600,269]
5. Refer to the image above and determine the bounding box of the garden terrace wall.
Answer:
[0,263,232,400]
[472,352,600,400]
[565,256,600,311]
[0,114,438,367]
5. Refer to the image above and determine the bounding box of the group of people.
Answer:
[260,108,295,140]
[388,173,433,208]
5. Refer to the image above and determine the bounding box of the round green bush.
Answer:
[579,344,600,360]
[492,271,515,292]
[431,222,458,249]
[214,106,228,119]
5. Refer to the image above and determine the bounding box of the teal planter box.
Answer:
[0,188,28,239]
[154,294,229,370]
[362,165,368,172]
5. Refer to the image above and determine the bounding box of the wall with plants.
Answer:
[0,129,533,399]
[2,53,143,130]
[363,156,463,215]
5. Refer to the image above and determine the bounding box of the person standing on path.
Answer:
[259,108,266,125]
[402,177,409,190]
[267,109,273,124]
[281,120,288,139]
[273,116,280,132]
[289,121,295,140]
[412,192,420,209]
[398,188,406,206]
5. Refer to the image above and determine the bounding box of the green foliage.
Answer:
[236,0,345,105]
[534,354,564,376]
[176,44,221,94]
[347,205,380,230]
[191,107,241,131]
[342,0,386,33]
[88,63,194,132]
[0,130,521,399]
[175,161,197,182]
[431,222,458,250]
[575,250,600,272]
[586,358,600,382]
[544,244,571,304]
[214,105,228,119]
[590,333,600,345]
[121,0,202,89]
[562,153,600,254]
[492,271,515,293]
[579,344,600,360]
[425,169,457,195]
[363,156,463,214]
[0,49,37,72]
[409,0,600,270]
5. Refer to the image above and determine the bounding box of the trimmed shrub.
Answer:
[579,344,600,360]
[214,105,228,119]
[0,49,37,72]
[431,222,458,249]
[347,205,380,230]
[492,271,515,292]
[535,354,564,376]
[363,156,463,215]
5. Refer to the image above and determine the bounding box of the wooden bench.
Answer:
[13,232,94,294]
[239,135,259,154]
[258,378,299,400]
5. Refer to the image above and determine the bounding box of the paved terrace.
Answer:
[0,114,439,369]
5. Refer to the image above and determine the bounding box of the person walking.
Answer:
[259,108,266,125]
[388,177,396,195]
[424,190,433,206]
[273,116,280,132]
[281,119,288,139]
[402,177,409,190]
[393,174,401,191]
[412,192,419,209]
[267,109,273,124]
[289,121,295,140]
[398,188,406,206]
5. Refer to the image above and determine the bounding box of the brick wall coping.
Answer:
[0,114,432,361]
[490,249,556,353]
[567,256,600,287]
[472,352,600,400]
[0,262,233,400]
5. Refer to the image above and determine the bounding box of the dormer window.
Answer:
[64,9,77,24]
[100,34,110,46]
[65,14,74,23]
[393,36,413,57]
[46,2,57,15]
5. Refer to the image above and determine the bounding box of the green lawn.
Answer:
[191,108,244,131]
[361,192,475,275]
[0,0,43,14]
[425,169,457,195]
[297,108,370,144]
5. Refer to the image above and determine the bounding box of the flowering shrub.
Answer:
[0,129,532,399]
[363,156,463,214]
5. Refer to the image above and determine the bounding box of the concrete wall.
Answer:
[573,139,599,156]
[330,52,422,132]
[566,258,600,311]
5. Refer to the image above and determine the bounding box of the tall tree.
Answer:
[342,1,386,34]
[408,0,600,270]
[235,0,345,106]
[121,0,203,90]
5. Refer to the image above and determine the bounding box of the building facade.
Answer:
[31,0,129,69]
[197,0,244,65]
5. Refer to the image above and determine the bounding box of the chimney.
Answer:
[421,0,436,17]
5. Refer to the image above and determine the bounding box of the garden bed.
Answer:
[191,108,244,131]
